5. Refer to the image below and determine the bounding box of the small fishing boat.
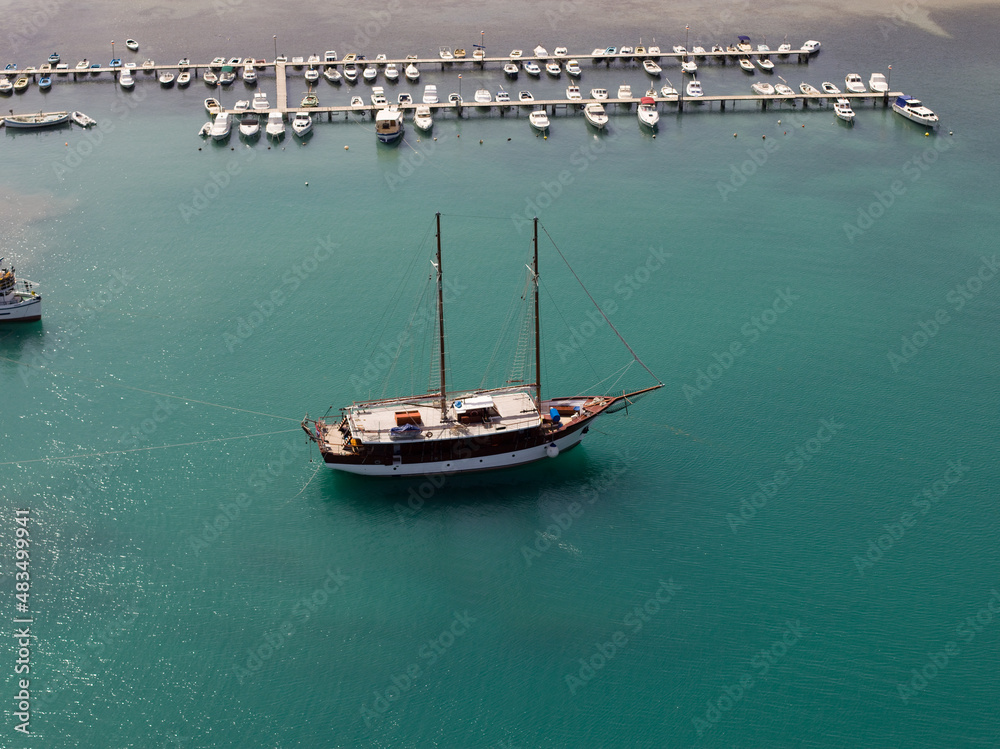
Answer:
[510,49,523,59]
[385,63,399,82]
[125,39,139,51]
[55,62,69,74]
[496,89,511,105]
[681,60,698,74]
[523,61,541,76]
[119,69,135,89]
[47,52,60,63]
[4,110,69,128]
[533,45,548,59]
[405,63,419,82]
[892,95,938,127]
[583,102,608,129]
[325,51,338,63]
[210,57,226,69]
[474,88,492,103]
[363,64,377,82]
[343,63,358,83]
[305,68,319,82]
[291,56,304,68]
[75,59,89,71]
[291,112,312,137]
[301,92,319,107]
[234,99,250,112]
[756,57,774,71]
[252,92,269,111]
[243,63,257,83]
[518,90,534,103]
[0,78,12,94]
[529,109,549,131]
[591,48,605,63]
[618,45,633,61]
[751,82,775,95]
[643,60,662,75]
[203,71,218,86]
[868,73,888,93]
[545,62,562,76]
[324,67,342,84]
[218,69,236,86]
[370,86,388,106]
[38,76,51,90]
[452,49,465,60]
[439,47,454,61]
[660,83,678,99]
[239,115,260,139]
[738,57,755,72]
[774,84,794,96]
[422,84,438,104]
[90,63,101,75]
[265,111,285,138]
[777,42,792,54]
[177,71,191,87]
[799,82,821,96]
[141,59,155,72]
[350,95,366,110]
[159,71,175,86]
[685,79,703,97]
[109,58,122,69]
[844,73,865,93]
[448,93,462,105]
[308,53,322,66]
[210,112,231,140]
[342,53,357,63]
[637,96,659,128]
[565,84,582,100]
[821,81,840,94]
[413,104,433,131]
[590,88,608,100]
[198,121,212,137]
[565,59,582,77]
[648,45,661,60]
[504,62,518,78]
[204,97,221,114]
[375,106,404,143]
[672,45,686,54]
[397,92,412,105]
[802,40,821,53]
[833,98,855,123]
[692,45,707,57]
[0,261,41,322]
[554,46,568,57]
[13,76,29,92]
[179,58,191,69]
[617,83,632,99]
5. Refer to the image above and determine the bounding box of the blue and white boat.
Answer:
[38,76,51,90]
[892,95,938,127]
[375,106,404,143]
[47,53,60,64]
[0,260,41,323]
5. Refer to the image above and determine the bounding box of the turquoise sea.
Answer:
[3,3,1000,747]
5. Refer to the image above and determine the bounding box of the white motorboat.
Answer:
[125,39,139,51]
[405,63,420,81]
[375,106,404,143]
[218,69,236,86]
[619,46,634,61]
[75,59,90,71]
[210,57,226,69]
[510,49,523,59]
[672,45,686,54]
[439,47,454,61]
[496,89,512,105]
[363,65,378,82]
[591,48,606,63]
[637,96,659,128]
[305,68,319,82]
[291,56,305,68]
[70,110,97,127]
[518,90,534,103]
[533,45,548,59]
[371,86,388,107]
[0,77,12,94]
[350,96,366,109]
[554,46,568,57]
[210,112,231,140]
[756,57,774,71]
[821,81,840,94]
[385,63,399,82]
[590,88,608,100]
[685,79,703,97]
[617,83,632,99]
[422,84,438,104]
[777,42,792,54]
[119,69,135,88]
[243,63,257,83]
[413,105,433,131]
[844,73,866,93]
[177,71,191,86]
[504,62,519,78]
[692,45,707,57]
[343,63,358,83]
[681,60,698,74]
[158,71,175,86]
[324,67,342,83]
[291,112,312,136]
[252,92,269,111]
[529,109,549,131]
[565,84,582,101]
[239,115,260,138]
[774,83,794,96]
[374,54,387,66]
[643,60,662,75]
[892,95,938,127]
[802,40,821,53]
[757,44,770,53]
[583,102,608,129]
[234,99,250,111]
[648,45,661,60]
[660,83,678,100]
[751,82,775,95]
[545,62,562,76]
[833,97,855,123]
[868,73,888,93]
[397,92,412,105]
[203,71,218,86]
[0,261,41,323]
[474,88,492,103]
[204,98,221,114]
[738,57,755,71]
[448,93,463,105]
[799,82,821,96]
[565,59,582,77]
[325,51,338,63]
[523,61,541,76]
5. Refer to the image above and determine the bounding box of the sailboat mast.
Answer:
[436,212,448,418]
[533,217,542,412]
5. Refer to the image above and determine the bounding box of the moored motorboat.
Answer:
[685,79,703,97]
[210,112,231,140]
[70,111,96,129]
[833,97,855,123]
[751,82,775,95]
[301,92,319,107]
[422,84,438,104]
[324,67,342,83]
[375,105,404,143]
[177,71,191,86]
[584,101,608,129]
[266,111,285,138]
[3,110,69,128]
[637,96,659,128]
[821,81,840,94]
[204,97,221,114]
[243,63,257,83]
[533,45,548,59]
[681,60,697,74]
[566,84,582,100]
[799,82,820,95]
[343,63,358,83]
[350,95,366,109]
[774,83,794,96]
[554,46,568,57]
[738,56,755,72]
[496,89,511,106]
[119,69,135,88]
[802,40,821,53]
[75,59,89,70]
[48,52,60,63]
[529,109,549,131]
[756,57,774,71]
[643,59,662,76]
[892,95,938,127]
[590,87,608,99]
[565,59,582,77]
[504,62,519,78]
[305,68,319,83]
[523,61,541,76]
[370,86,388,107]
[405,63,420,81]
[545,62,561,76]
[660,83,678,100]
[0,77,14,94]
[474,88,492,103]
[385,63,399,82]
[518,90,534,103]
[38,76,51,90]
[844,73,865,93]
[291,111,313,136]
[413,104,433,131]
[252,92,269,110]
[125,39,139,51]
[234,99,250,112]
[0,260,41,323]
[617,83,632,100]
[439,47,454,61]
[239,115,260,138]
[13,76,29,92]
[159,71,175,86]
[363,64,377,82]
[868,72,888,93]
[203,71,218,86]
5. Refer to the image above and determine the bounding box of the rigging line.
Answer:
[381,279,434,399]
[0,429,302,466]
[279,464,323,507]
[574,361,634,398]
[540,225,664,386]
[437,213,514,221]
[480,270,530,389]
[0,354,301,422]
[538,276,601,383]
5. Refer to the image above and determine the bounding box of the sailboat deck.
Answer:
[347,390,542,444]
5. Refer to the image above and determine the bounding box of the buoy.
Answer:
[924,132,929,136]
[433,137,437,141]
[777,120,781,124]
[652,134,656,138]
[65,142,68,146]
[543,135,547,139]
[545,443,559,458]
[762,135,765,139]
[457,134,460,137]
[344,145,348,150]
[479,139,483,144]
[949,131,953,135]
[507,137,511,141]
[734,133,737,138]
[305,182,308,186]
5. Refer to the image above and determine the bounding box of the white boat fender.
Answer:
[545,443,559,458]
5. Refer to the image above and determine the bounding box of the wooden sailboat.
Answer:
[302,215,662,476]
